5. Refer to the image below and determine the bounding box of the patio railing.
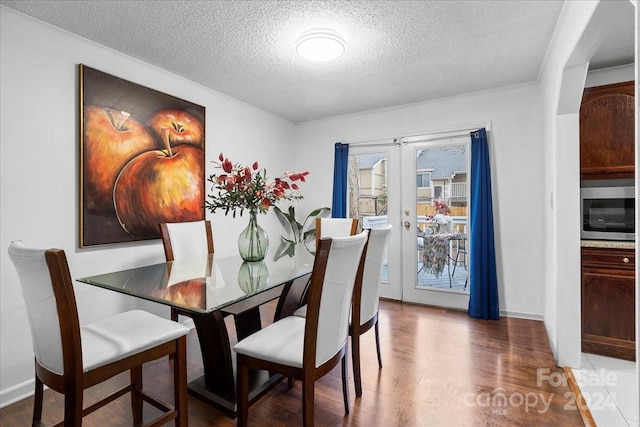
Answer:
[450,182,467,198]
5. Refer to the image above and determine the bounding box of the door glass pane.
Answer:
[416,145,469,291]
[348,152,389,282]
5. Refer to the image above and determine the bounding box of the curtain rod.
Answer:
[401,127,480,144]
[345,122,489,147]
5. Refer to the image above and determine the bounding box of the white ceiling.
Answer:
[1,0,635,123]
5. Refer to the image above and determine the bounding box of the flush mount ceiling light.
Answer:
[295,29,346,62]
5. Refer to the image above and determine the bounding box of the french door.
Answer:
[348,133,471,309]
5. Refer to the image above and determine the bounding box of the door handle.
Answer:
[404,221,411,230]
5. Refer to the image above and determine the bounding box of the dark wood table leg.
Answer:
[234,307,262,341]
[189,310,236,406]
[186,275,310,417]
[274,275,311,320]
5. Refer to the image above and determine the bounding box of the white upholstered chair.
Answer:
[8,240,190,427]
[234,232,368,427]
[296,225,392,397]
[314,217,358,249]
[159,220,214,323]
[350,225,392,396]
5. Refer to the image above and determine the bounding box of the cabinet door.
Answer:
[581,267,636,360]
[580,81,634,179]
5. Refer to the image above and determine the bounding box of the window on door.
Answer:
[415,144,469,293]
[344,136,471,307]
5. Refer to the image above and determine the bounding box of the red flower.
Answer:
[222,158,233,173]
[206,156,308,216]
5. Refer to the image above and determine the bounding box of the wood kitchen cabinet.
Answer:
[581,246,636,360]
[580,81,635,180]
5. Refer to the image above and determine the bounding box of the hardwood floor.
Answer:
[0,300,584,426]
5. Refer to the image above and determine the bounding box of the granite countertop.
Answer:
[581,240,636,250]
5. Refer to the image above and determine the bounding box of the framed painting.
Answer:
[79,64,206,247]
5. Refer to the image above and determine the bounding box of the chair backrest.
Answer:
[8,241,81,376]
[159,220,214,261]
[354,226,392,326]
[304,232,368,367]
[315,218,358,248]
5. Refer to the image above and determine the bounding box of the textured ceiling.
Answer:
[1,0,635,123]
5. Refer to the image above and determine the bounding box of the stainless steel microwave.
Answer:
[581,186,635,241]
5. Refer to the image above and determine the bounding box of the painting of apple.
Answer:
[148,108,204,149]
[113,130,204,239]
[83,106,156,214]
[80,65,205,247]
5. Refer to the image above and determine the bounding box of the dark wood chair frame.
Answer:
[236,237,366,426]
[35,249,188,427]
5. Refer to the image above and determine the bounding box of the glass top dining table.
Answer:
[77,246,315,416]
[77,248,315,314]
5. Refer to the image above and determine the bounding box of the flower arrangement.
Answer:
[205,153,308,217]
[433,213,453,226]
[429,199,453,233]
[433,199,451,215]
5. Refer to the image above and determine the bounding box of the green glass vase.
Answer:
[237,261,269,294]
[238,211,269,262]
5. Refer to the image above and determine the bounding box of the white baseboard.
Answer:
[0,378,35,409]
[499,309,544,321]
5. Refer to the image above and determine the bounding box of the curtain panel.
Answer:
[332,143,349,218]
[468,128,499,320]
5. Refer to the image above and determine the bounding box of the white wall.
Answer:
[539,0,634,368]
[294,84,545,319]
[0,7,295,406]
[585,64,634,87]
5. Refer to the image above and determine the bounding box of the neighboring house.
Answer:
[416,146,467,207]
[357,153,387,196]
[351,153,388,216]
[352,149,468,218]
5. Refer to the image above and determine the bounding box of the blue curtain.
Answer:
[332,143,349,218]
[468,128,499,320]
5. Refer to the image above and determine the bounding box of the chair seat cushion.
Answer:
[234,316,305,368]
[293,305,307,318]
[81,310,190,372]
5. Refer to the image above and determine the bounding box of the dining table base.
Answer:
[187,275,310,418]
[188,371,284,417]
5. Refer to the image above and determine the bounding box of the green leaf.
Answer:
[307,207,331,218]
[280,236,294,244]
